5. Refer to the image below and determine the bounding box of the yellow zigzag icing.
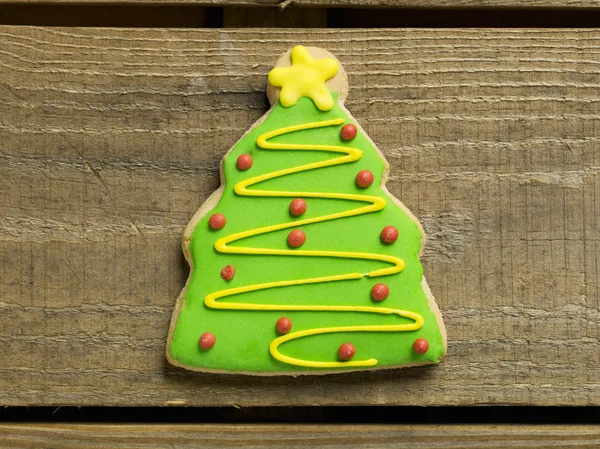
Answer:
[205,118,424,368]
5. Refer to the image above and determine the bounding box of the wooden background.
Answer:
[3,424,600,448]
[3,0,600,6]
[1,0,600,445]
[2,26,599,407]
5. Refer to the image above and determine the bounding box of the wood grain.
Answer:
[3,0,600,8]
[2,424,600,448]
[1,27,600,406]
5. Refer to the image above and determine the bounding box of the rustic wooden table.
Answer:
[1,1,600,447]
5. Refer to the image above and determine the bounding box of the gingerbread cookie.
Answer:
[166,45,447,375]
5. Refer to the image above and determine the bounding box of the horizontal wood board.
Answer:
[3,0,600,8]
[1,27,600,406]
[2,424,600,448]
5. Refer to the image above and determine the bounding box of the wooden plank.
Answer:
[1,27,600,406]
[2,424,600,448]
[2,0,600,8]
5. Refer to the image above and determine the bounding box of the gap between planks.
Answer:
[3,5,600,27]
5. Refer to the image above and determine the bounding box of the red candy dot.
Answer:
[356,170,374,188]
[341,124,358,141]
[371,283,389,301]
[413,338,429,355]
[220,265,235,281]
[276,317,292,334]
[237,154,253,171]
[199,332,216,350]
[290,198,307,217]
[338,342,356,361]
[287,229,306,248]
[209,213,226,230]
[381,225,399,244]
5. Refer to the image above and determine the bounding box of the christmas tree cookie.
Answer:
[166,46,447,375]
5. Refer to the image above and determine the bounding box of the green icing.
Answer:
[168,93,445,373]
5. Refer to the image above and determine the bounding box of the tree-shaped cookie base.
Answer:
[166,46,447,374]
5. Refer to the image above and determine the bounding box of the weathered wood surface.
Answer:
[2,424,600,448]
[1,27,600,406]
[3,0,600,8]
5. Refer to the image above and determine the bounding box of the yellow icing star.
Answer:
[268,45,339,111]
